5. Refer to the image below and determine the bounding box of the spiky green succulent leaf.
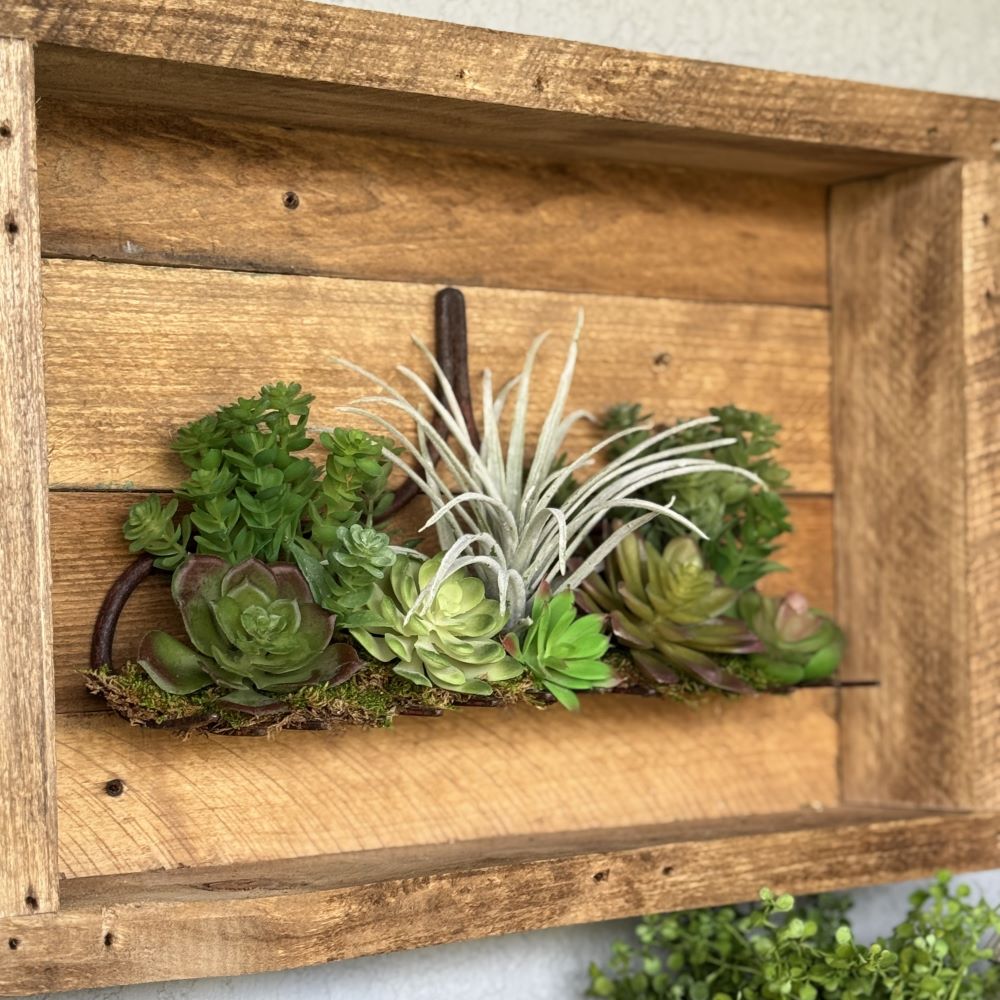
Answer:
[123,496,190,570]
[738,590,844,684]
[578,534,761,693]
[137,556,363,706]
[349,553,517,695]
[504,590,613,710]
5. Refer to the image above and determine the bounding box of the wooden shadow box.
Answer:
[0,1,997,994]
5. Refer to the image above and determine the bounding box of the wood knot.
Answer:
[661,865,674,876]
[104,932,114,948]
[5,212,18,238]
[8,938,18,950]
[23,894,38,911]
[0,123,11,139]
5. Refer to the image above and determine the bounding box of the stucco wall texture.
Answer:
[41,1,1000,997]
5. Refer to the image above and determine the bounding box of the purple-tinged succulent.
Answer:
[138,556,363,711]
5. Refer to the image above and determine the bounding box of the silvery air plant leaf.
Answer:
[349,552,520,696]
[577,534,763,693]
[330,315,761,629]
[137,556,363,713]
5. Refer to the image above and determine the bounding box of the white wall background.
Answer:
[40,2,1000,998]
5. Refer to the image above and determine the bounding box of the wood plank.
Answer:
[53,689,839,880]
[36,100,829,307]
[41,259,833,492]
[50,492,835,715]
[962,161,1000,808]
[4,808,999,995]
[0,38,59,918]
[832,163,997,809]
[8,1,997,181]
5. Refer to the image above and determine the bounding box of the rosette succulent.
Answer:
[349,553,520,695]
[138,556,363,710]
[503,591,613,710]
[577,534,761,693]
[291,523,397,627]
[737,590,844,685]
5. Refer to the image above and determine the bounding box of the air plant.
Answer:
[331,318,761,628]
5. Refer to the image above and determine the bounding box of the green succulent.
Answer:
[600,404,791,590]
[310,427,396,546]
[137,556,363,711]
[503,591,613,710]
[577,534,762,693]
[123,496,190,570]
[290,523,397,627]
[738,590,844,685]
[349,553,520,696]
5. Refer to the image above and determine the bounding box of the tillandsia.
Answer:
[331,319,761,628]
[349,552,521,696]
[738,590,844,685]
[122,383,396,570]
[503,590,613,710]
[577,533,762,693]
[601,403,791,590]
[137,556,363,711]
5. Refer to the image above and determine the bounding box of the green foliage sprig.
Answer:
[123,384,396,571]
[588,873,1000,1000]
[600,405,791,590]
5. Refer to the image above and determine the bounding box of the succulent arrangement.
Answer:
[87,313,844,734]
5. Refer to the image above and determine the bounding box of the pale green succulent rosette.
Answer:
[349,553,520,696]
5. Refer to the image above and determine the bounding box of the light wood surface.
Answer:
[832,162,999,809]
[54,689,839,880]
[36,101,829,306]
[962,161,1000,809]
[41,259,833,491]
[9,1,998,181]
[0,38,59,918]
[4,808,999,995]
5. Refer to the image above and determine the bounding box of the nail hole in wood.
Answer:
[105,778,126,797]
[661,865,674,876]
[984,213,992,226]
[5,214,18,236]
[455,68,466,80]
[24,894,38,911]
[282,191,300,210]
[104,932,114,948]
[8,938,18,950]
[593,869,609,882]
[0,124,10,139]
[653,352,671,367]
[533,74,545,92]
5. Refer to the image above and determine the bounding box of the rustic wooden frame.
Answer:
[0,2,997,994]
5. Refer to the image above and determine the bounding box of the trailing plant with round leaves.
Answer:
[503,590,612,710]
[137,556,363,711]
[601,403,792,590]
[577,533,761,693]
[738,590,844,685]
[122,384,395,570]
[349,552,521,696]
[331,320,759,629]
[588,872,1000,999]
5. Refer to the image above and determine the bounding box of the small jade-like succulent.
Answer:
[577,534,761,693]
[138,556,362,710]
[503,591,613,710]
[737,590,844,685]
[349,553,520,696]
[291,523,397,627]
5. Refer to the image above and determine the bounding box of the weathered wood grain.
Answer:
[49,492,835,715]
[962,161,1000,809]
[0,38,59,918]
[4,808,999,995]
[54,689,839,880]
[832,162,998,809]
[35,100,829,306]
[10,1,999,181]
[41,259,833,492]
